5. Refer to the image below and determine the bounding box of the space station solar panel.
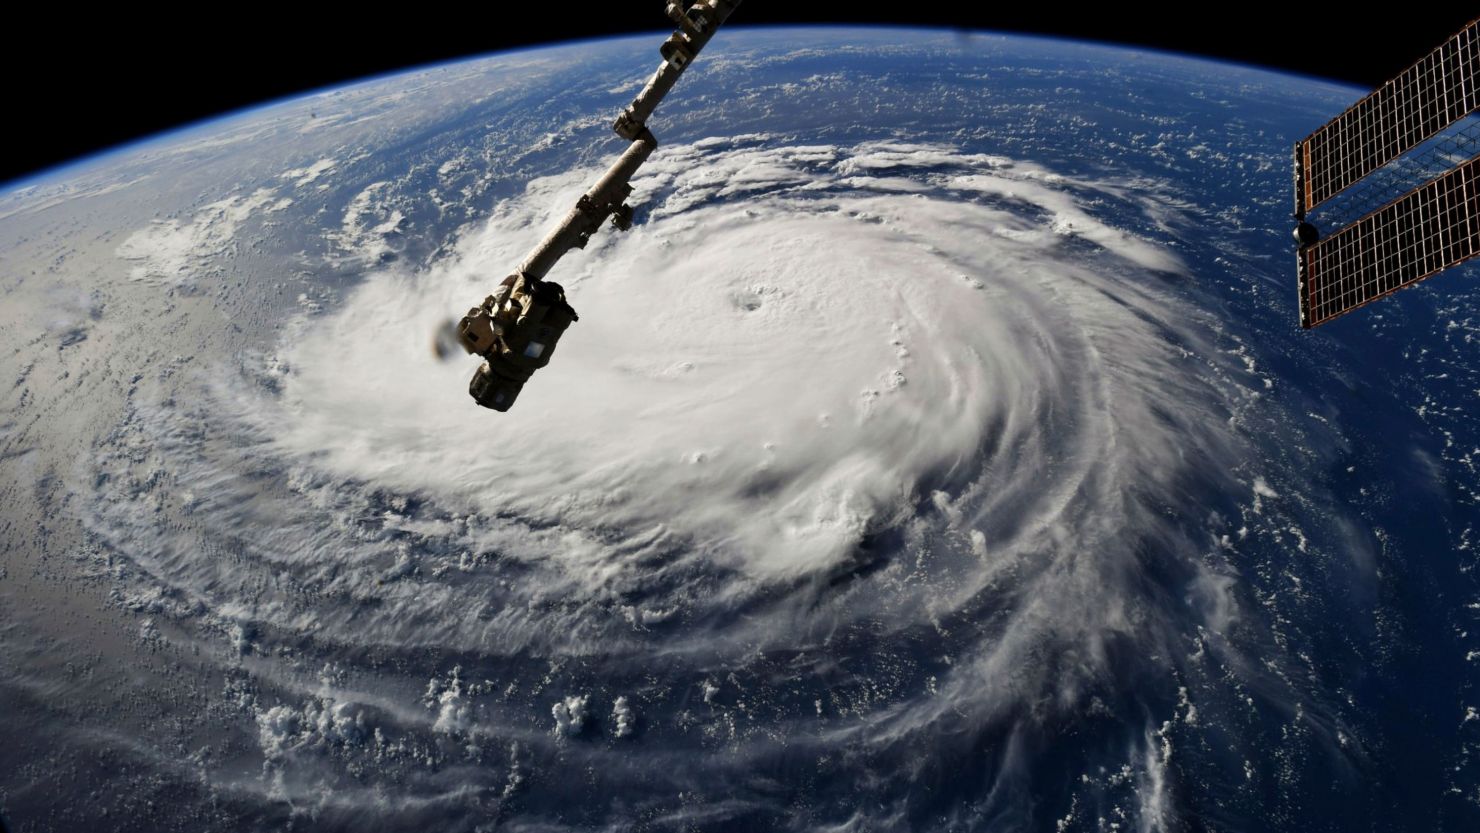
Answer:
[1299,153,1480,327]
[1295,18,1480,216]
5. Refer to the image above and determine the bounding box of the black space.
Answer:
[6,8,1475,185]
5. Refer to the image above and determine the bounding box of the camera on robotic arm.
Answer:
[456,273,579,412]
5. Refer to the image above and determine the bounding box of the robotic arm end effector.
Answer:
[458,275,579,411]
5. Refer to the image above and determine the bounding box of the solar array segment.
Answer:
[1296,19,1479,216]
[1299,154,1480,327]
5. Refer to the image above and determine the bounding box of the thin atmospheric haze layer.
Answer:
[1,27,1478,833]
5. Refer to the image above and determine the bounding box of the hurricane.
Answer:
[70,135,1348,829]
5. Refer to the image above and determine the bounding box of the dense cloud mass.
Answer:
[263,137,1241,647]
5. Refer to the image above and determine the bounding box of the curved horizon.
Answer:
[2,23,1368,195]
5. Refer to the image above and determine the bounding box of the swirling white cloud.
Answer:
[259,137,1245,638]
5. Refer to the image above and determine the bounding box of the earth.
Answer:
[2,26,1479,833]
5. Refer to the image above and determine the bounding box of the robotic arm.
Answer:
[455,0,745,411]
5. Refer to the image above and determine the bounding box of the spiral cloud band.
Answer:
[82,135,1305,828]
